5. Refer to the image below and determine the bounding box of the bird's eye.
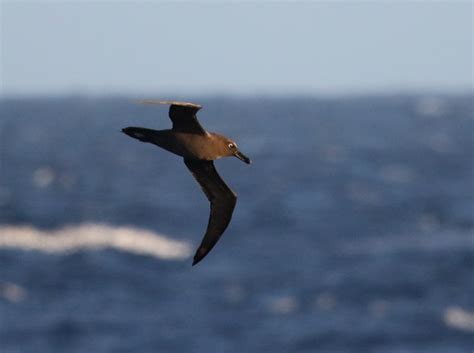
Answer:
[228,143,235,149]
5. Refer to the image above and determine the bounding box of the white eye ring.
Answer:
[228,143,235,149]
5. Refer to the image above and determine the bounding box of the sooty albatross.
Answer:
[122,100,251,266]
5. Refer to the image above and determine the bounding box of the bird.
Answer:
[122,100,251,266]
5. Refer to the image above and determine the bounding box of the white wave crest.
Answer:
[0,223,191,260]
[444,306,474,333]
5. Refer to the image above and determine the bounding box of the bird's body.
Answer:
[122,100,250,265]
[129,128,234,161]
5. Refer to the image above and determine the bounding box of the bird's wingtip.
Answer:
[192,247,208,266]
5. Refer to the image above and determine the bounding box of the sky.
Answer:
[0,1,472,97]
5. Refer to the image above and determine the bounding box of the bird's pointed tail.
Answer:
[122,127,157,143]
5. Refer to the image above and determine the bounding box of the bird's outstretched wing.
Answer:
[184,158,237,265]
[138,100,206,135]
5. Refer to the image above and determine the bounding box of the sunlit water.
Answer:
[0,95,473,353]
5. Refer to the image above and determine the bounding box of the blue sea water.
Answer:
[0,95,473,353]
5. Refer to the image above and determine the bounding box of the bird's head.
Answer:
[227,140,251,164]
[216,135,251,164]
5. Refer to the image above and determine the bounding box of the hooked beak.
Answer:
[234,150,251,164]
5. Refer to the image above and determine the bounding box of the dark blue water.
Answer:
[1,95,473,353]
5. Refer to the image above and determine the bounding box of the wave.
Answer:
[444,306,474,333]
[341,230,474,255]
[0,223,191,260]
[0,281,27,303]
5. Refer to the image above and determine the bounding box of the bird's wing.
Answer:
[138,100,206,135]
[184,159,237,265]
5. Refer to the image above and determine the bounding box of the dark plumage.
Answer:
[122,100,250,265]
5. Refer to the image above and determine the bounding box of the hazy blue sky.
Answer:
[1,1,472,96]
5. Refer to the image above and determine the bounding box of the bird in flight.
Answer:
[122,100,251,266]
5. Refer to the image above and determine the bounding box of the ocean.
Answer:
[0,95,473,353]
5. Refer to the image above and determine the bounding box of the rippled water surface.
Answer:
[1,96,473,353]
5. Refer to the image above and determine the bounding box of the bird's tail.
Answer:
[121,127,157,143]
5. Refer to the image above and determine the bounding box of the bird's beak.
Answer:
[234,150,251,164]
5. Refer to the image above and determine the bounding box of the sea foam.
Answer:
[444,306,474,333]
[0,223,191,260]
